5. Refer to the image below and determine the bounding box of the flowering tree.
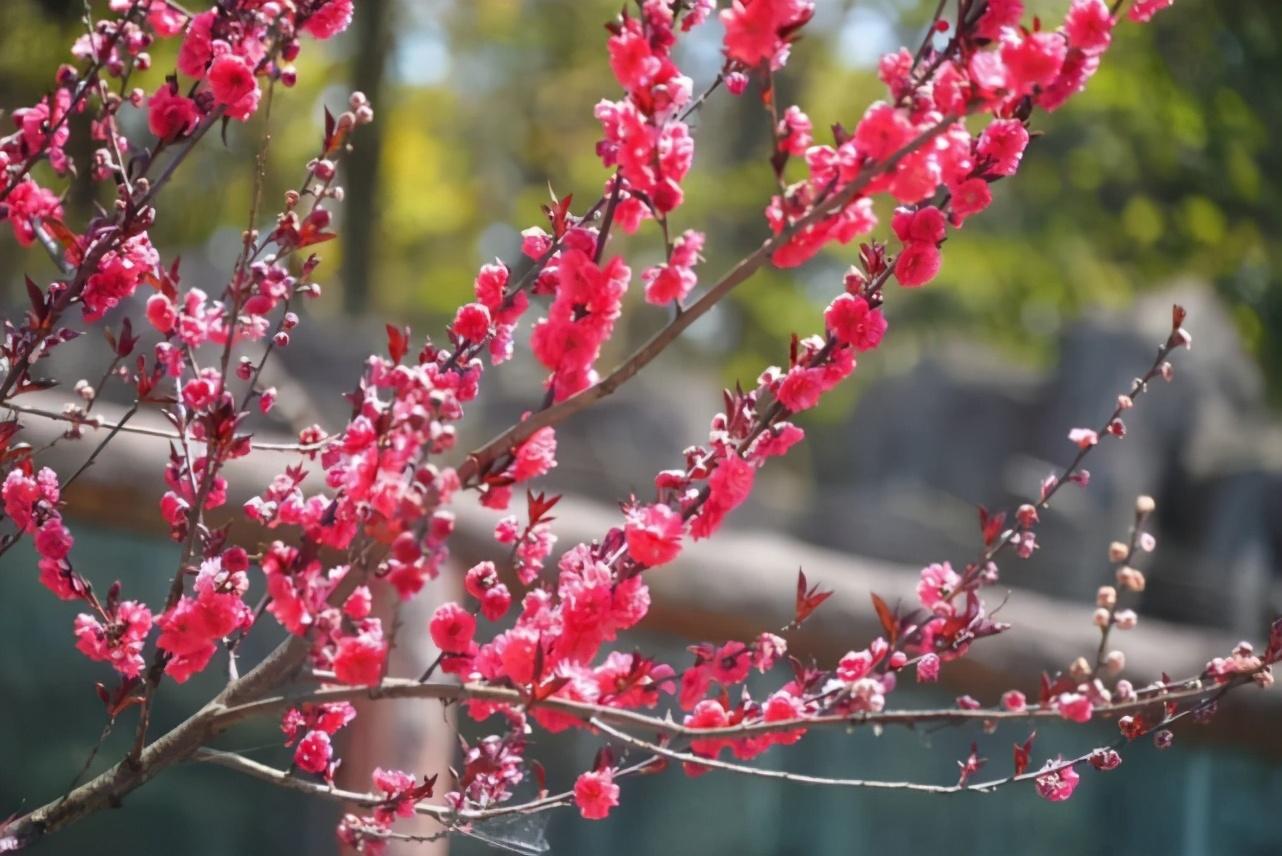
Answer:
[0,0,1276,851]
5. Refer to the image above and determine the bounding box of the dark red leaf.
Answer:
[1013,731,1036,777]
[530,760,549,798]
[979,506,1006,546]
[592,745,615,772]
[24,276,46,323]
[870,593,898,645]
[386,324,409,364]
[794,569,833,626]
[957,742,987,787]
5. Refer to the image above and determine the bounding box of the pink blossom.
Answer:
[1064,0,1115,53]
[949,178,992,224]
[303,0,354,40]
[608,20,660,93]
[690,454,756,540]
[333,632,388,686]
[1055,692,1094,723]
[82,233,160,322]
[854,102,913,161]
[208,54,261,122]
[837,649,876,682]
[776,366,825,412]
[147,83,200,141]
[777,106,812,157]
[824,294,887,351]
[916,653,941,683]
[429,602,476,652]
[1002,690,1027,712]
[1034,758,1081,802]
[751,422,805,459]
[573,768,620,820]
[720,0,813,69]
[73,600,152,678]
[176,10,215,76]
[146,294,177,332]
[891,206,947,245]
[1128,0,1175,23]
[643,263,695,305]
[685,699,731,758]
[976,0,1025,40]
[294,730,333,775]
[451,302,492,342]
[1000,29,1067,96]
[978,119,1030,177]
[893,242,942,287]
[1068,427,1099,448]
[625,503,684,567]
[511,427,557,482]
[481,585,512,621]
[917,562,960,615]
[4,180,63,247]
[1089,748,1123,771]
[343,586,372,620]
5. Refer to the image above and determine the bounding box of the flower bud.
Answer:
[1089,748,1122,771]
[1135,495,1156,515]
[1114,609,1138,630]
[1096,585,1117,608]
[1093,607,1111,628]
[1105,650,1126,674]
[1153,729,1174,750]
[1070,657,1092,682]
[1108,541,1129,563]
[1116,566,1146,592]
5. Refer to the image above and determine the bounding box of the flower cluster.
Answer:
[154,553,253,682]
[282,700,358,780]
[3,467,80,601]
[7,0,1265,850]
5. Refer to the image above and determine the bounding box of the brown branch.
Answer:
[591,716,1064,795]
[208,668,1265,744]
[2,402,335,452]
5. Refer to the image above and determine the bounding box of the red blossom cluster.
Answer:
[1,1,1275,852]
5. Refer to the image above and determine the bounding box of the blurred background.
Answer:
[1,1,1280,854]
